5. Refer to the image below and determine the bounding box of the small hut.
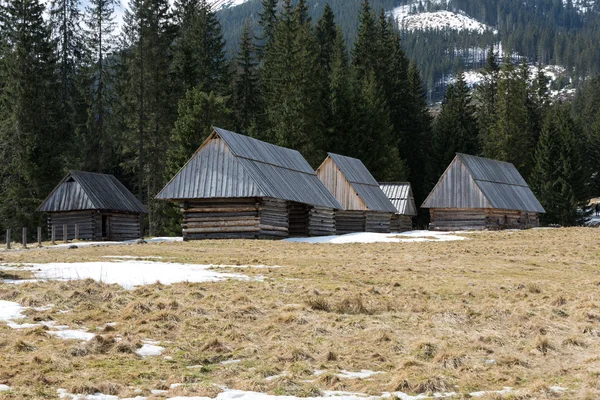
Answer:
[316,153,397,234]
[379,182,417,232]
[38,171,147,240]
[422,153,545,231]
[156,127,342,240]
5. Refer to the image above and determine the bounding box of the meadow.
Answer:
[0,228,599,399]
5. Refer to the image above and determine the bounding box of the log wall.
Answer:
[182,198,261,240]
[429,208,540,231]
[260,199,289,239]
[390,214,413,232]
[365,211,392,233]
[48,211,142,240]
[335,210,365,235]
[288,202,309,237]
[308,206,336,237]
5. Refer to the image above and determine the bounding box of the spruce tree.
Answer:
[485,57,534,177]
[83,0,117,171]
[0,0,63,233]
[169,89,232,174]
[315,3,337,75]
[432,71,479,178]
[261,0,325,165]
[258,0,278,49]
[327,27,357,155]
[353,71,407,181]
[352,0,377,81]
[172,0,228,94]
[232,21,260,134]
[120,0,176,235]
[404,61,433,203]
[531,105,589,226]
[476,45,500,149]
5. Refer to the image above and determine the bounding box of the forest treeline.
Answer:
[0,0,597,238]
[220,0,600,100]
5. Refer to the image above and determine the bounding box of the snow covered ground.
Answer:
[50,236,182,249]
[390,3,494,34]
[207,0,250,11]
[284,231,467,244]
[0,260,261,289]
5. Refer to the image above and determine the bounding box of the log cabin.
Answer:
[422,153,545,231]
[316,153,397,234]
[156,127,342,240]
[38,171,147,240]
[379,182,417,232]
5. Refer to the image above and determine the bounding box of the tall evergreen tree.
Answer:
[83,0,117,171]
[120,0,176,235]
[261,0,325,165]
[315,3,337,75]
[432,72,479,178]
[531,105,588,226]
[404,61,433,203]
[0,0,63,233]
[258,0,277,49]
[353,71,407,181]
[485,57,534,177]
[476,45,500,149]
[172,0,228,94]
[352,0,377,81]
[327,27,357,155]
[232,21,260,133]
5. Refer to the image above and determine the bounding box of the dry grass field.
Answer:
[0,228,599,399]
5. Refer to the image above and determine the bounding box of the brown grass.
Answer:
[0,228,598,398]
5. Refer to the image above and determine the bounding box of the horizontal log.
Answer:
[183,226,260,233]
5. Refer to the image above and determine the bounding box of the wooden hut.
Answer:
[156,127,342,240]
[379,182,417,232]
[38,171,147,240]
[422,153,545,231]
[316,153,397,234]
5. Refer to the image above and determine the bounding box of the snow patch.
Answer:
[220,359,241,365]
[207,0,250,11]
[390,3,494,34]
[49,329,96,341]
[136,342,165,357]
[0,260,258,289]
[335,370,384,379]
[0,384,10,391]
[0,300,27,321]
[284,231,466,244]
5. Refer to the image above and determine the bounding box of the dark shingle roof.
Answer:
[38,171,148,214]
[379,182,418,216]
[327,153,397,213]
[156,128,342,209]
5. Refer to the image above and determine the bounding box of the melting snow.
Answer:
[50,236,183,249]
[0,260,258,289]
[0,300,27,321]
[335,370,384,379]
[284,231,466,244]
[0,384,10,391]
[49,329,96,341]
[136,342,165,357]
[220,359,241,365]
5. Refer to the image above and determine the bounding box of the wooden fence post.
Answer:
[37,227,42,247]
[63,225,68,243]
[22,227,27,249]
[51,225,56,245]
[74,224,79,241]
[5,229,10,250]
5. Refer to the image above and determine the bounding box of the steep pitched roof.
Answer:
[324,153,398,213]
[38,171,148,214]
[379,182,418,216]
[156,128,342,209]
[422,153,545,213]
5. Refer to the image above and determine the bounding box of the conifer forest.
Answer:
[0,0,598,237]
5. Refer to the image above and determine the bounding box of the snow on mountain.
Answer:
[565,0,596,13]
[390,4,495,33]
[207,0,251,11]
